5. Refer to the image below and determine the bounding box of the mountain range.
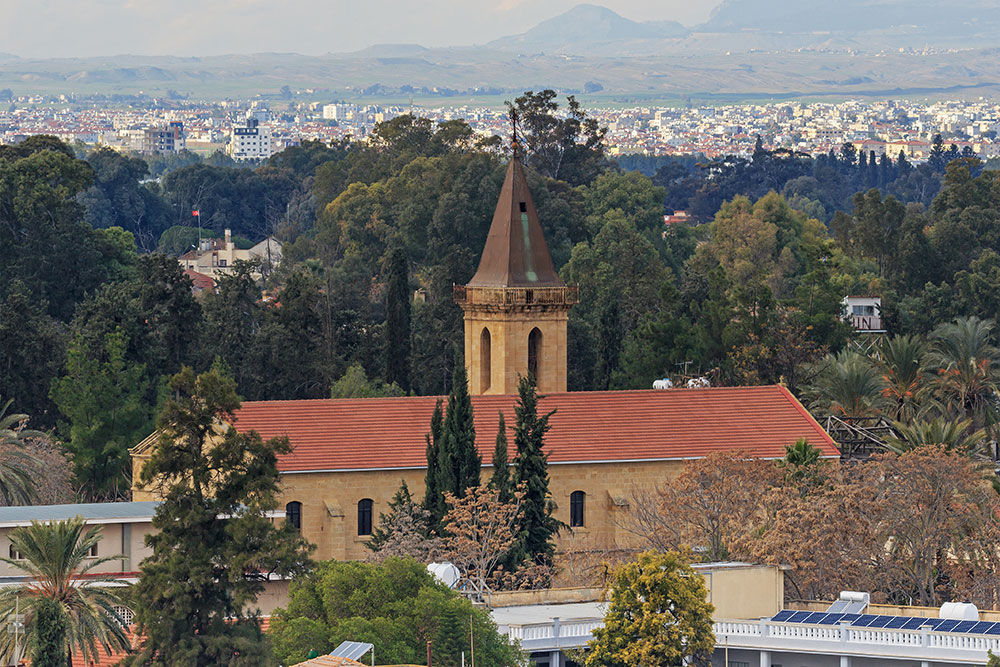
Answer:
[3,0,1000,102]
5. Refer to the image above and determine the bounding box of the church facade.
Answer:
[131,152,838,564]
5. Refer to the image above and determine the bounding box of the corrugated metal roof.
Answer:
[0,502,160,527]
[220,386,837,473]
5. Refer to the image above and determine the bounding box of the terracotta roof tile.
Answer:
[227,386,837,473]
[183,269,216,291]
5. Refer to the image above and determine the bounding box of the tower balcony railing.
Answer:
[454,284,579,307]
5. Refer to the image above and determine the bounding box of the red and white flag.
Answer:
[192,210,200,216]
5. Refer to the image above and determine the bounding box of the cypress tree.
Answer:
[511,374,560,567]
[383,247,411,392]
[423,399,445,527]
[595,298,622,390]
[490,411,513,503]
[439,364,480,499]
[31,596,68,667]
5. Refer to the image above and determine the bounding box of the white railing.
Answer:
[502,618,604,650]
[714,619,1000,664]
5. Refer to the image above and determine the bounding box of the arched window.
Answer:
[8,545,22,561]
[480,327,492,391]
[528,327,542,383]
[286,501,302,531]
[570,490,585,528]
[358,499,374,536]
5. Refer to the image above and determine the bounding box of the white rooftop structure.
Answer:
[842,295,885,333]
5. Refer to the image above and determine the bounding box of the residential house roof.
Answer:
[183,269,216,292]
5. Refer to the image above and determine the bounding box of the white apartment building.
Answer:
[228,118,273,161]
[322,103,358,121]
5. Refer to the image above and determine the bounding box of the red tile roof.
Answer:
[183,269,216,292]
[228,386,837,473]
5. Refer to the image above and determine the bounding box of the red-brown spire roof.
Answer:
[466,156,564,288]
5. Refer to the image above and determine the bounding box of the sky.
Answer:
[1,0,724,59]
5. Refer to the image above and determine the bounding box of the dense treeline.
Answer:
[3,92,1000,501]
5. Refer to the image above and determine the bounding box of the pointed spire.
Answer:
[466,136,564,288]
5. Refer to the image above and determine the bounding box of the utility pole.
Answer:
[193,209,202,248]
[426,640,432,667]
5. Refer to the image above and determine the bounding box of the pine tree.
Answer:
[929,134,946,172]
[511,374,560,567]
[366,480,439,562]
[121,365,313,667]
[423,399,445,527]
[434,601,468,667]
[383,247,411,392]
[368,480,417,551]
[489,411,513,503]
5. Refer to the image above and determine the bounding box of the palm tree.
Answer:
[784,438,822,467]
[808,350,887,418]
[926,317,1000,429]
[878,335,930,421]
[0,397,41,505]
[0,518,131,665]
[885,418,989,457]
[781,438,828,492]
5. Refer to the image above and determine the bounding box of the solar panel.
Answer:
[768,610,1000,636]
[901,616,930,630]
[331,641,374,661]
[936,620,960,633]
[826,599,868,614]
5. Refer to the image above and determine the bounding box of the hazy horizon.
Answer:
[1,0,723,59]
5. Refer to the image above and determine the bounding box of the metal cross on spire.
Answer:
[508,106,520,157]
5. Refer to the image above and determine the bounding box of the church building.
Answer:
[131,150,838,563]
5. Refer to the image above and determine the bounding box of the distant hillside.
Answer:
[346,44,431,58]
[488,4,687,54]
[702,0,1000,40]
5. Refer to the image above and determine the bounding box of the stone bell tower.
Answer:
[454,139,578,395]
